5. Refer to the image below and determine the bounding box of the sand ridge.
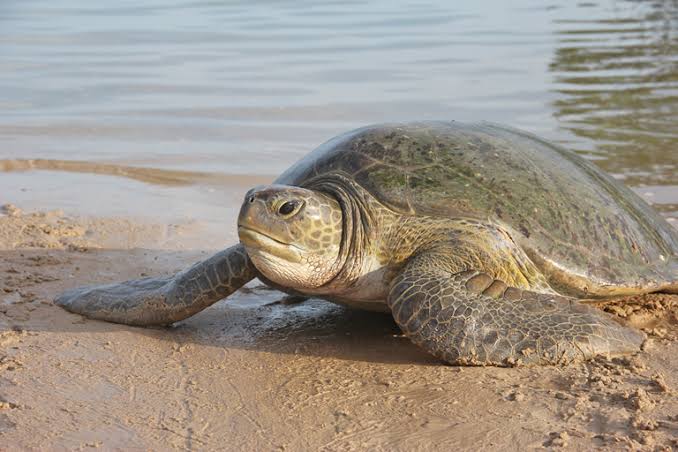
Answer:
[0,205,676,450]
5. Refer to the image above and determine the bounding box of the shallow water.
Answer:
[1,0,676,230]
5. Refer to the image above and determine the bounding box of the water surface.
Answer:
[1,0,676,231]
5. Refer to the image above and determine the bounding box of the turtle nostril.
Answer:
[248,196,255,204]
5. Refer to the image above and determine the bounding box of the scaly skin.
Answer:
[358,207,647,366]
[387,244,645,366]
[55,245,256,326]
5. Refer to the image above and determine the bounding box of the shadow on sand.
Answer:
[0,247,440,366]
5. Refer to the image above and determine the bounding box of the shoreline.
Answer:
[2,164,675,233]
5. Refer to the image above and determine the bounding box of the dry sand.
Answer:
[0,204,676,451]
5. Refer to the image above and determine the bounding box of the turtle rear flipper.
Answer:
[55,244,256,326]
[387,249,645,366]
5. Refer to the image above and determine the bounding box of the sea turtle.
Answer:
[55,121,678,366]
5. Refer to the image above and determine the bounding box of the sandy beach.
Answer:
[0,203,676,451]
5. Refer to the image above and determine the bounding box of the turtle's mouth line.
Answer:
[238,226,289,246]
[237,226,304,263]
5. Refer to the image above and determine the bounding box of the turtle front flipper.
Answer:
[55,244,256,326]
[387,249,645,366]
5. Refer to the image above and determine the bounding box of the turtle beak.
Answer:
[237,226,302,263]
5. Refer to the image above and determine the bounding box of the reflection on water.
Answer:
[0,0,676,222]
[550,0,677,197]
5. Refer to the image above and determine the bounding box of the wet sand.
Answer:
[0,205,676,451]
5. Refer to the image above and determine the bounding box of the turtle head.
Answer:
[237,185,343,289]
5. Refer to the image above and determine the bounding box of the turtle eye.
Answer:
[278,200,299,216]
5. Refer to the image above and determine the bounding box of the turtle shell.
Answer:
[275,121,678,293]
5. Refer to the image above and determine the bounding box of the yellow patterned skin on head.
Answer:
[237,185,343,290]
